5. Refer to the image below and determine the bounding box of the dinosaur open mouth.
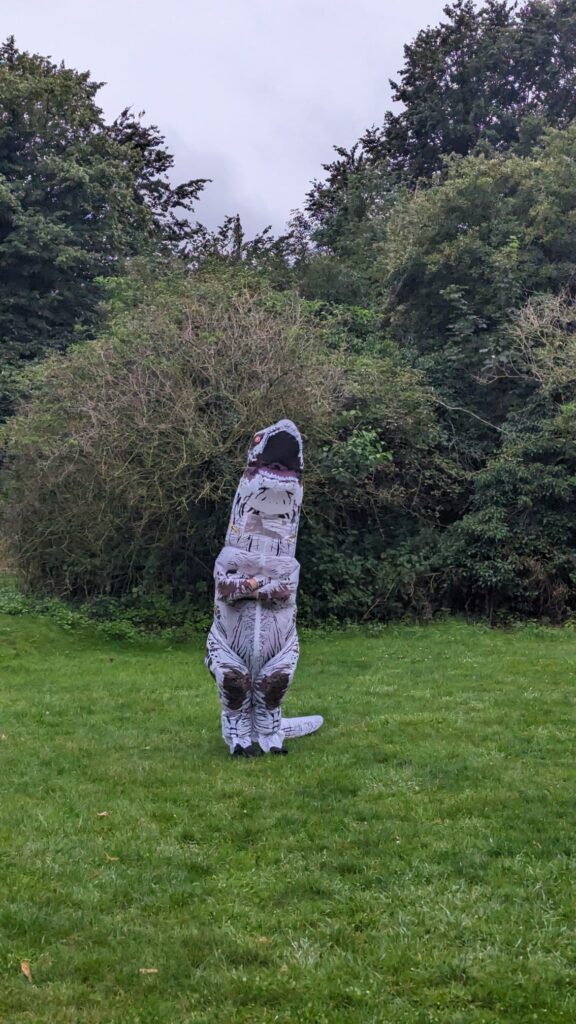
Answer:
[249,430,301,478]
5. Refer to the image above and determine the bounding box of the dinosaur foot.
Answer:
[231,743,262,758]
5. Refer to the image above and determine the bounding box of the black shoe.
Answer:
[232,743,262,758]
[269,745,288,756]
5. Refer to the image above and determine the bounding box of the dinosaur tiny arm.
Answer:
[216,573,265,604]
[255,563,299,605]
[256,580,295,604]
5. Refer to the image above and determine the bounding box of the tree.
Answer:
[379,0,576,183]
[107,106,207,252]
[445,294,576,620]
[303,1,576,264]
[0,38,206,416]
[375,128,576,412]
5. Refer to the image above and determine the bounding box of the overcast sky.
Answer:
[7,0,448,234]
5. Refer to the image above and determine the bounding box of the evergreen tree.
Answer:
[0,38,206,415]
[305,1,576,248]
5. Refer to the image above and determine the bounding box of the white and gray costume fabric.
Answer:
[206,420,322,756]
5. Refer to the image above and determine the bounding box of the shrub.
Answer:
[1,263,451,621]
[0,265,341,601]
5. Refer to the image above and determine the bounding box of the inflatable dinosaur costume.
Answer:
[206,419,323,756]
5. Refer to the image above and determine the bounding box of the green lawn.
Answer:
[0,613,575,1024]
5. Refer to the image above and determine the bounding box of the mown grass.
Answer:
[0,612,575,1023]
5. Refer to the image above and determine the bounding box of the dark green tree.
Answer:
[376,128,576,407]
[379,0,576,184]
[444,294,576,620]
[304,0,576,265]
[107,106,207,251]
[0,38,206,416]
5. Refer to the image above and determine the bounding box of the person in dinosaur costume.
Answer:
[206,419,323,756]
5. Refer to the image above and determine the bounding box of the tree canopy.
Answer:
[305,1,576,245]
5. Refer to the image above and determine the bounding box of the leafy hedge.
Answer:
[3,265,576,623]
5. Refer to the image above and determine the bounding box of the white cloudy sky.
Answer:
[6,0,448,233]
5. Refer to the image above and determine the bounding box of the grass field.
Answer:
[1,612,575,1023]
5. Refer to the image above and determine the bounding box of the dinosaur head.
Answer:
[246,419,303,483]
[226,419,304,556]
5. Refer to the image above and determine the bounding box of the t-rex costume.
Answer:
[206,419,322,756]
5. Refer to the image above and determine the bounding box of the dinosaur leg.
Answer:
[206,627,253,754]
[253,631,300,753]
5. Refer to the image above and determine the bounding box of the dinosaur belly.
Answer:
[220,598,296,679]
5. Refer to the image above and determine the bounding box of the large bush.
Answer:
[1,264,450,619]
[0,266,337,600]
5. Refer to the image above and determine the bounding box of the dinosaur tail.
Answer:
[281,715,324,740]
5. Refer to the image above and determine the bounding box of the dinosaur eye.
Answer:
[253,434,262,444]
